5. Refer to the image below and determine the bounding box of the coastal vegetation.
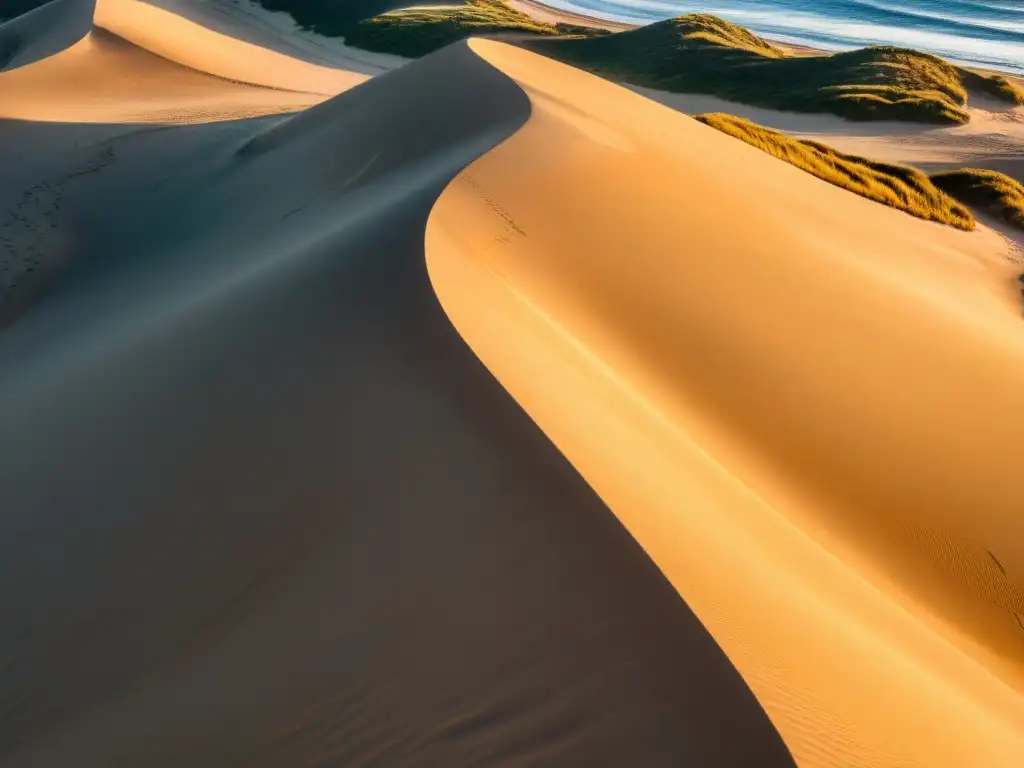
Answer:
[694,112,975,229]
[931,169,1024,230]
[250,0,427,37]
[254,1,1022,126]
[535,14,1023,124]
[344,0,563,58]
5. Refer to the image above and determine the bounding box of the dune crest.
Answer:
[427,38,1024,768]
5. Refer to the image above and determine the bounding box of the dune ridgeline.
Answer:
[2,2,1024,768]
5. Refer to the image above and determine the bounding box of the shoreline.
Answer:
[507,0,1023,74]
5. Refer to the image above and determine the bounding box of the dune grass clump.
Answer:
[696,112,975,230]
[533,14,1020,125]
[930,169,1024,230]
[342,0,561,57]
[957,69,1024,106]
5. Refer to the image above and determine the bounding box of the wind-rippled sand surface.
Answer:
[1,1,1023,767]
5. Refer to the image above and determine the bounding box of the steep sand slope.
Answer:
[0,0,366,123]
[428,39,1024,768]
[0,42,793,768]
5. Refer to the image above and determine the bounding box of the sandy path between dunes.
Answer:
[428,39,1024,768]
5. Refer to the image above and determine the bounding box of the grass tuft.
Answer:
[695,112,975,230]
[930,169,1024,230]
[957,68,1024,106]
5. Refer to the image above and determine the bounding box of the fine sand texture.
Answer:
[3,1,1024,767]
[429,40,1024,768]
[0,2,795,766]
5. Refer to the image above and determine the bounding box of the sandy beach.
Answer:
[2,1,1024,767]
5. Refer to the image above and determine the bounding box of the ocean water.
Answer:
[543,0,1024,74]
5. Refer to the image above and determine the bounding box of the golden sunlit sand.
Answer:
[429,41,1024,767]
[1,1,1023,766]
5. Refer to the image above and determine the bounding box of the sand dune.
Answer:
[429,40,1024,768]
[0,0,366,123]
[2,1,1024,766]
[0,14,794,768]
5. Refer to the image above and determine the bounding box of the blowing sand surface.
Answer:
[1,1,1023,767]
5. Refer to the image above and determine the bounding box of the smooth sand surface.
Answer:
[0,2,794,766]
[0,0,371,123]
[2,1,1023,766]
[428,40,1024,768]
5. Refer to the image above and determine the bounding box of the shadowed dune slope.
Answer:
[0,0,92,70]
[0,43,794,767]
[428,39,1024,768]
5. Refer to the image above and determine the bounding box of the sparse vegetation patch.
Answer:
[695,112,975,230]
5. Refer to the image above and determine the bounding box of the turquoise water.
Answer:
[543,0,1024,74]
